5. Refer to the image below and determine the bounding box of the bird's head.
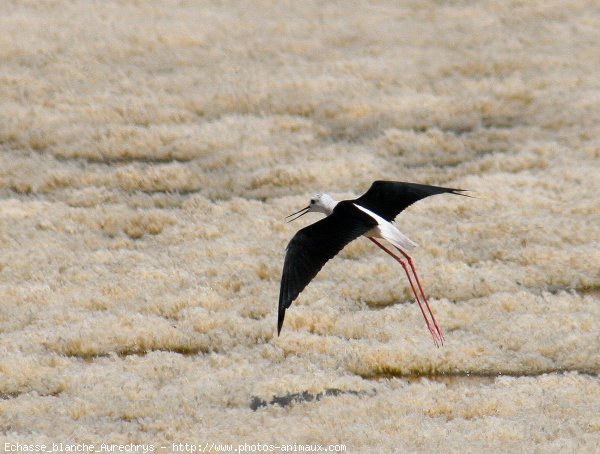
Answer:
[286,193,338,222]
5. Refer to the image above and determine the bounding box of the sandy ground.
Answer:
[1,0,599,452]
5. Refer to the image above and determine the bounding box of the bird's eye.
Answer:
[310,199,315,204]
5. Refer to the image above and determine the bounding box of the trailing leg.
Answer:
[369,238,442,346]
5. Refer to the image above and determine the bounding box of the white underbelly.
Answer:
[364,224,417,251]
[365,226,381,238]
[353,203,418,251]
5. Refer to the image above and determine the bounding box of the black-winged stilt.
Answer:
[278,180,469,346]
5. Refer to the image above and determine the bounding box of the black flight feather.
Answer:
[355,180,468,222]
[278,201,377,334]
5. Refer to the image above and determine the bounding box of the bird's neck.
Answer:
[321,196,338,215]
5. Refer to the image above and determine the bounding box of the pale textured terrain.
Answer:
[1,0,599,452]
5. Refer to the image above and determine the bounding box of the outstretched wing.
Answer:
[355,180,468,222]
[278,202,377,334]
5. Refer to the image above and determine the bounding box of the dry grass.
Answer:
[1,0,599,452]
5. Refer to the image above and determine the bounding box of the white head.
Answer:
[286,193,338,222]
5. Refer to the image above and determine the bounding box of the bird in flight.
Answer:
[278,180,469,346]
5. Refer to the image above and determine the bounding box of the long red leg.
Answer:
[369,238,441,347]
[393,246,444,343]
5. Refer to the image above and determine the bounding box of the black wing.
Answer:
[355,180,468,222]
[278,201,377,334]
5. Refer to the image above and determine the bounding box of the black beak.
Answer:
[286,206,310,223]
